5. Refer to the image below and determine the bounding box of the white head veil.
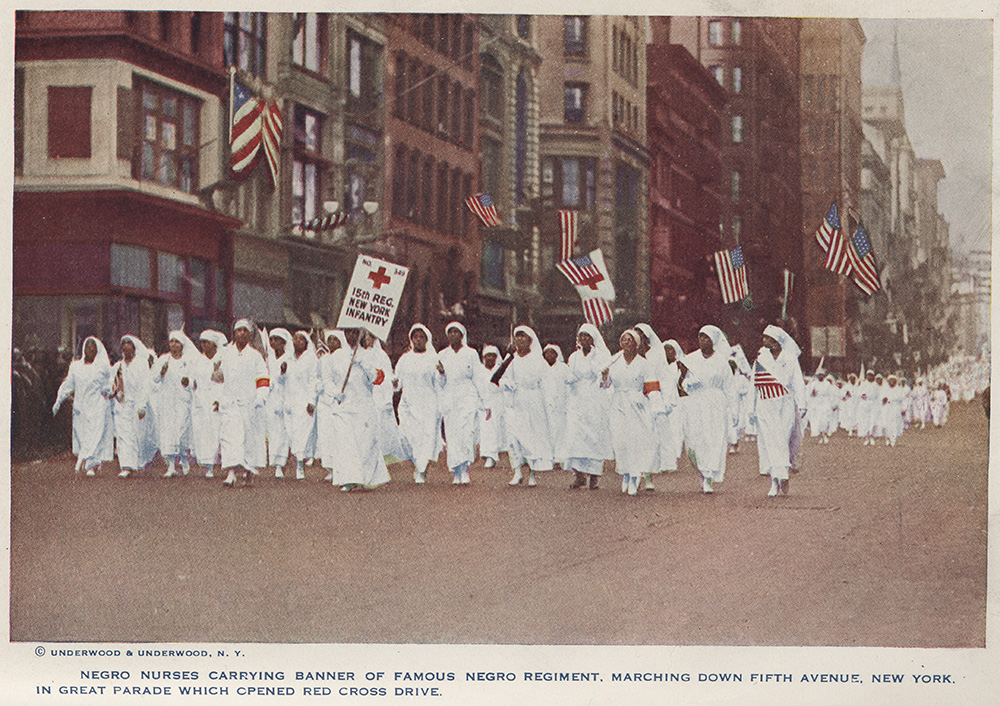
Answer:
[80,336,111,368]
[635,323,666,368]
[167,330,195,360]
[543,343,566,364]
[663,339,683,363]
[445,321,468,347]
[291,329,317,361]
[698,325,731,358]
[120,335,150,365]
[513,325,542,360]
[324,329,349,352]
[577,322,611,360]
[620,328,642,353]
[763,324,801,359]
[408,323,435,353]
[199,329,228,351]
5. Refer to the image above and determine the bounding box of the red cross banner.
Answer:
[336,254,409,341]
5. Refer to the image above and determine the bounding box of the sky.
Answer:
[859,18,993,257]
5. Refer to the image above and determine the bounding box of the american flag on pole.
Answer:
[814,201,841,253]
[556,250,616,302]
[713,245,750,304]
[823,223,853,276]
[846,225,882,295]
[754,360,789,399]
[229,72,282,186]
[465,193,502,227]
[558,210,577,260]
[582,298,613,327]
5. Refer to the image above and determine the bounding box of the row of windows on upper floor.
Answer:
[393,52,476,150]
[391,144,474,240]
[612,24,639,86]
[708,18,742,47]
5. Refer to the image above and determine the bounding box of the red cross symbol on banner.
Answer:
[367,266,391,289]
[580,271,604,290]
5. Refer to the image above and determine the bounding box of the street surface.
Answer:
[10,400,988,647]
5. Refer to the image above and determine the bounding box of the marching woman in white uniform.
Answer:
[369,334,403,461]
[603,329,656,497]
[394,323,443,484]
[856,370,879,445]
[501,325,554,487]
[53,336,114,476]
[634,323,677,490]
[218,320,270,487]
[191,330,226,478]
[266,328,293,477]
[153,330,196,477]
[752,325,806,497]
[542,343,570,469]
[881,375,905,446]
[563,323,612,490]
[316,328,390,491]
[662,340,688,462]
[436,322,489,485]
[317,330,349,482]
[284,331,319,479]
[112,335,154,478]
[679,325,736,493]
[477,345,506,471]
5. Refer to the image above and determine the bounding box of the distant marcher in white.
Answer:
[501,326,554,487]
[153,330,196,477]
[111,335,153,478]
[542,343,570,469]
[563,323,612,490]
[266,328,293,477]
[680,325,736,494]
[436,322,490,485]
[752,325,806,497]
[191,330,227,477]
[317,330,348,482]
[369,333,403,461]
[603,329,656,497]
[476,345,506,471]
[218,320,270,487]
[394,323,443,484]
[53,336,114,476]
[284,331,319,480]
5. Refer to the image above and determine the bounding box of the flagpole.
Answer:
[228,65,236,147]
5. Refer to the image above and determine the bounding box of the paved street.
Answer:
[10,400,988,647]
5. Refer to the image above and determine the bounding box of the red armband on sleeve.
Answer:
[643,381,660,395]
[374,369,386,386]
[256,377,270,388]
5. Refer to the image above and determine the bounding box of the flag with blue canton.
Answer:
[465,192,502,227]
[847,225,881,295]
[714,245,749,304]
[814,201,841,253]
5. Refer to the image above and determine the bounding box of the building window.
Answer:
[482,240,505,291]
[392,145,407,217]
[709,65,723,85]
[732,19,742,44]
[15,67,24,172]
[481,54,504,120]
[347,31,382,113]
[292,13,323,74]
[733,66,743,92]
[732,115,744,143]
[189,258,207,310]
[48,86,92,159]
[614,162,639,295]
[516,15,530,40]
[137,81,199,193]
[564,16,587,56]
[345,122,378,163]
[564,83,586,123]
[731,171,740,202]
[111,244,151,290]
[158,252,184,295]
[708,20,723,46]
[224,12,267,77]
[733,214,742,241]
[543,157,596,210]
[482,137,503,201]
[292,106,323,235]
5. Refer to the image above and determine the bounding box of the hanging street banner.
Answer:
[336,253,409,341]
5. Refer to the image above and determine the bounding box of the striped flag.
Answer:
[823,225,853,276]
[713,245,749,304]
[558,210,577,260]
[846,225,881,295]
[582,297,613,327]
[465,193,502,227]
[556,250,616,302]
[229,73,282,186]
[299,211,349,234]
[814,201,841,253]
[754,360,789,399]
[781,268,794,319]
